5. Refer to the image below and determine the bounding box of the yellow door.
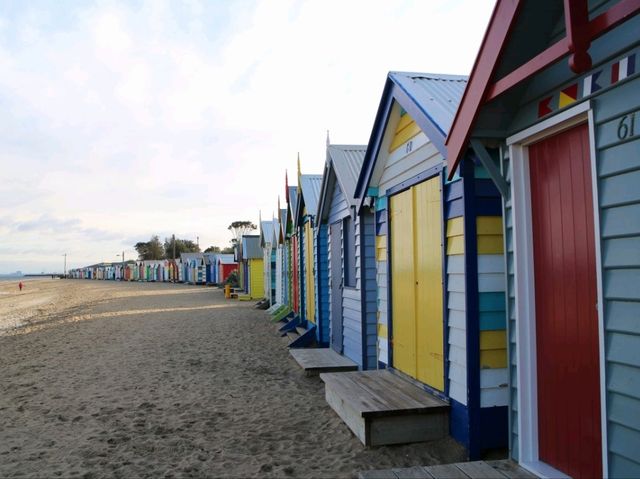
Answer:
[305,221,315,323]
[414,179,444,389]
[391,188,416,378]
[390,176,444,391]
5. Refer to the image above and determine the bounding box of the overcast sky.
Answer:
[0,0,494,273]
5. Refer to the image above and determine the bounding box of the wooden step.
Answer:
[290,348,359,376]
[286,331,299,342]
[320,370,449,447]
[295,326,308,336]
[358,460,538,479]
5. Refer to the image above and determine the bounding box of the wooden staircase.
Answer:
[266,305,317,348]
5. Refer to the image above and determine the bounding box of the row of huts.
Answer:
[236,2,640,477]
[68,252,238,286]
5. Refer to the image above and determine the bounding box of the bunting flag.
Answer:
[611,53,636,84]
[583,70,603,96]
[558,83,578,108]
[538,96,553,118]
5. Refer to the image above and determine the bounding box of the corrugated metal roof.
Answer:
[218,254,236,265]
[241,235,262,259]
[203,253,217,265]
[389,72,468,136]
[327,145,367,207]
[299,174,323,218]
[260,220,274,246]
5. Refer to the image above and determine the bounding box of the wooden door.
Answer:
[391,177,444,390]
[391,187,417,378]
[414,179,444,389]
[529,123,602,478]
[330,222,343,353]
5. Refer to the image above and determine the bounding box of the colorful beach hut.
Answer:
[316,143,374,362]
[239,235,263,299]
[286,182,300,314]
[295,170,323,329]
[260,220,277,305]
[204,253,218,284]
[351,71,510,457]
[445,2,640,477]
[217,254,237,284]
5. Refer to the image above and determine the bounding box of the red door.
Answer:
[529,123,602,478]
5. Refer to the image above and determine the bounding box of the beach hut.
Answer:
[294,169,323,329]
[333,71,510,457]
[178,253,204,284]
[203,253,217,285]
[285,181,300,314]
[217,254,237,284]
[260,220,277,305]
[444,2,640,477]
[274,208,287,306]
[316,143,373,362]
[239,235,263,299]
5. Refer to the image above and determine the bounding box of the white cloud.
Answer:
[0,0,495,272]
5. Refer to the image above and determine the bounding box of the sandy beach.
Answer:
[0,280,465,478]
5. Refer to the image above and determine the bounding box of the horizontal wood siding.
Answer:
[594,75,640,477]
[445,180,466,407]
[378,134,442,196]
[361,211,378,370]
[376,200,389,365]
[328,180,349,225]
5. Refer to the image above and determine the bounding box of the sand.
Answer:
[0,280,466,478]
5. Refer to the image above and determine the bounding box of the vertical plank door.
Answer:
[529,122,602,478]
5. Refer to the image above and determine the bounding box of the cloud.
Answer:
[0,0,495,272]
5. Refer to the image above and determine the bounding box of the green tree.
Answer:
[135,235,165,260]
[228,221,257,246]
[164,237,200,259]
[204,246,221,253]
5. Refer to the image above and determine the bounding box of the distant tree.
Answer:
[164,237,200,259]
[228,221,257,246]
[204,246,221,253]
[221,247,235,254]
[135,235,165,260]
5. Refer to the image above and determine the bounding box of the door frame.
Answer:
[507,101,607,478]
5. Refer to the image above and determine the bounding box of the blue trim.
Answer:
[385,163,443,196]
[450,399,470,450]
[359,217,368,369]
[356,79,396,202]
[367,187,379,197]
[479,406,509,450]
[462,157,481,460]
[445,179,464,203]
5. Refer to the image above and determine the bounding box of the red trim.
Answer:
[443,0,523,177]
[564,0,592,73]
[486,38,570,101]
[446,0,640,178]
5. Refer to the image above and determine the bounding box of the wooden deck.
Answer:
[358,460,537,479]
[320,370,449,446]
[289,348,359,376]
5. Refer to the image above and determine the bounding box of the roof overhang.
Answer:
[354,73,454,209]
[446,0,640,179]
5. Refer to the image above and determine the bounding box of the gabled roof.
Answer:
[203,253,218,265]
[180,252,204,261]
[317,144,367,221]
[296,174,323,226]
[218,254,236,265]
[355,72,467,200]
[241,235,262,259]
[260,220,275,247]
[445,0,640,177]
[288,186,298,230]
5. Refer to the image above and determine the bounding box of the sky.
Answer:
[0,0,495,274]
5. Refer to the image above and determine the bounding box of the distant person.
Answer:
[18,281,23,291]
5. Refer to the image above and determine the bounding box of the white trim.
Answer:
[588,108,609,478]
[509,101,606,478]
